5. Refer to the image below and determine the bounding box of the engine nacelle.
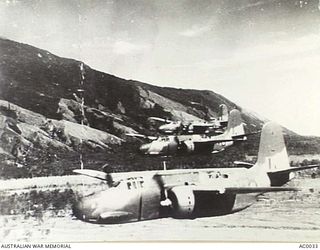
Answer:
[180,140,195,153]
[212,141,232,152]
[168,186,195,218]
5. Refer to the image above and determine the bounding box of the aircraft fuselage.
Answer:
[72,168,267,224]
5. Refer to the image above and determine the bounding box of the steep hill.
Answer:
[0,38,319,179]
[0,38,262,134]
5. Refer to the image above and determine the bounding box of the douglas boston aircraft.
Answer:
[149,104,229,135]
[72,122,319,224]
[127,109,249,155]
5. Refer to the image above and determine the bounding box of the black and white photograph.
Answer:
[0,0,320,243]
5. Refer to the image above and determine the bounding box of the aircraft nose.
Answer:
[158,125,167,132]
[72,198,98,222]
[72,201,84,220]
[139,143,150,154]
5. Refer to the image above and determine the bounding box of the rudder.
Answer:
[255,122,290,172]
[225,109,245,137]
[219,104,228,123]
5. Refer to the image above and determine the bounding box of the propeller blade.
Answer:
[153,174,165,188]
[153,174,170,206]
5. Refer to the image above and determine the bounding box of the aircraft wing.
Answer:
[233,161,254,168]
[148,117,173,123]
[192,138,238,145]
[153,172,299,195]
[73,169,108,181]
[192,186,299,194]
[126,133,157,141]
[191,123,215,128]
[192,132,257,145]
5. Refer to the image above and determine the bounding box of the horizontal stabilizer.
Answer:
[193,186,299,194]
[224,186,299,194]
[233,161,254,168]
[268,164,320,174]
[232,131,260,140]
[73,169,107,181]
[194,138,239,144]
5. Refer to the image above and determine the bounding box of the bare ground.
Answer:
[0,178,319,242]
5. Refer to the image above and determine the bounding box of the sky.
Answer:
[0,0,320,136]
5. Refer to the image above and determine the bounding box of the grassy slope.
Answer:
[0,38,320,180]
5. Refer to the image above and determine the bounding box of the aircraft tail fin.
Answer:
[255,122,290,172]
[219,104,228,122]
[250,122,293,186]
[224,109,245,138]
[250,122,320,186]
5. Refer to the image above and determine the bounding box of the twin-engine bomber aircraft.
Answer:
[128,109,249,155]
[72,122,319,224]
[149,104,229,134]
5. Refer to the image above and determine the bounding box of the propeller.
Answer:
[101,163,115,187]
[153,174,171,206]
[73,164,120,188]
[153,162,172,206]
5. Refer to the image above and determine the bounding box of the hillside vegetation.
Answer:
[0,38,320,179]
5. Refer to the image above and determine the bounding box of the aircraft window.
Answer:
[132,181,137,189]
[127,182,132,190]
[222,174,228,179]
